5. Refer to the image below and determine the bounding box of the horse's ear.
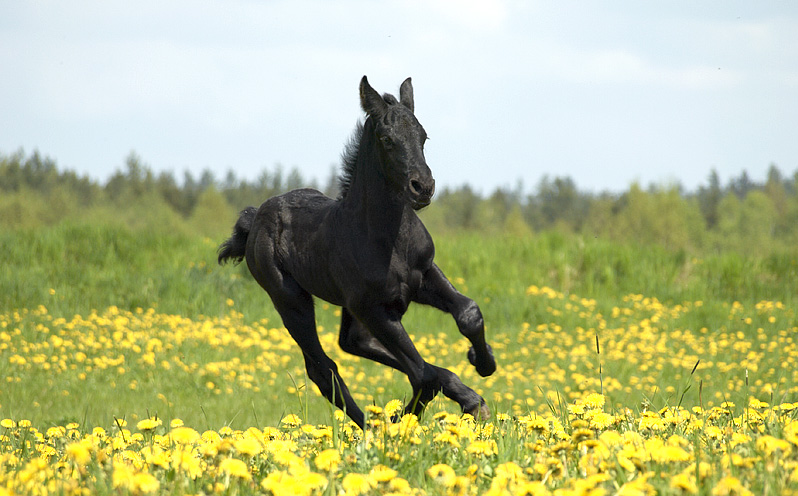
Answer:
[360,76,388,116]
[399,77,414,113]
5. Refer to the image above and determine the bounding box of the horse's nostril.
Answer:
[409,179,422,195]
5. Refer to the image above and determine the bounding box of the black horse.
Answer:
[219,76,496,428]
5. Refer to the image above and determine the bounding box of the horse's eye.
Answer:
[380,136,393,149]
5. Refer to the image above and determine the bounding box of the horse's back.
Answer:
[252,188,333,230]
[246,188,344,301]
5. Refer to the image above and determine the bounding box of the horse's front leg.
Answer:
[415,263,496,377]
[340,307,488,420]
[350,305,443,418]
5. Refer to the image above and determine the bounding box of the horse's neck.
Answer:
[341,153,406,239]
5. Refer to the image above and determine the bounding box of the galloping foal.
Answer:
[219,76,496,428]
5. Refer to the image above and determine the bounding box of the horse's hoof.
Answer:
[468,345,496,377]
[465,400,490,421]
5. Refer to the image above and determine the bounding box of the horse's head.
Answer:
[360,76,435,210]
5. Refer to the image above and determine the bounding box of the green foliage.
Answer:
[189,187,238,239]
[3,148,798,260]
[585,183,705,251]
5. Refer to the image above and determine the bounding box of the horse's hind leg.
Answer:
[347,305,449,418]
[339,309,404,370]
[267,280,365,428]
[340,308,488,419]
[415,263,496,377]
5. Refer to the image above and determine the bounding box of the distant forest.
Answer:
[2,148,798,255]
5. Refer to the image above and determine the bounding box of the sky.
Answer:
[2,1,797,195]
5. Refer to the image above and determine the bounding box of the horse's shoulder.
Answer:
[405,211,435,256]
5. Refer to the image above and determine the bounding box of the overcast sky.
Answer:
[2,1,797,194]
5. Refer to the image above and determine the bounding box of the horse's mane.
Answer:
[338,93,400,200]
[337,120,364,201]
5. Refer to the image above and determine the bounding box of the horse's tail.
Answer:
[218,206,258,265]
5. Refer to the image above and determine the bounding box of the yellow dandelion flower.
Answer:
[143,446,170,469]
[583,393,605,409]
[434,430,462,448]
[65,441,92,465]
[617,451,638,472]
[170,426,200,445]
[234,437,263,457]
[219,457,251,480]
[137,417,162,432]
[202,429,222,444]
[517,481,550,495]
[784,421,798,446]
[466,439,497,456]
[427,463,457,487]
[46,426,66,438]
[113,464,135,490]
[172,447,202,479]
[572,428,594,443]
[521,415,549,434]
[384,399,403,418]
[273,449,303,469]
[297,471,328,492]
[389,477,412,493]
[342,472,373,495]
[170,418,184,428]
[589,411,615,430]
[365,404,384,417]
[369,464,398,483]
[314,449,341,472]
[756,435,791,457]
[494,461,525,483]
[452,476,473,495]
[261,471,301,496]
[133,472,160,494]
[1,419,16,429]
[618,473,655,495]
[568,403,586,416]
[670,473,697,493]
[712,476,753,496]
[280,414,302,428]
[652,445,691,463]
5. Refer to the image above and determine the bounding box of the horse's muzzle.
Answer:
[408,174,435,210]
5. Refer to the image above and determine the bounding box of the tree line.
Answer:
[2,148,797,255]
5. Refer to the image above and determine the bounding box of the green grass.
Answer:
[2,221,797,426]
[4,221,795,327]
[2,221,798,494]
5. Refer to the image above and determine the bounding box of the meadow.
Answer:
[1,221,798,494]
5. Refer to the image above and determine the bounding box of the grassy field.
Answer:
[1,221,798,494]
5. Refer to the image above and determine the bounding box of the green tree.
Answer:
[714,191,776,253]
[189,187,238,239]
[608,184,701,251]
[697,169,723,229]
[531,175,586,231]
